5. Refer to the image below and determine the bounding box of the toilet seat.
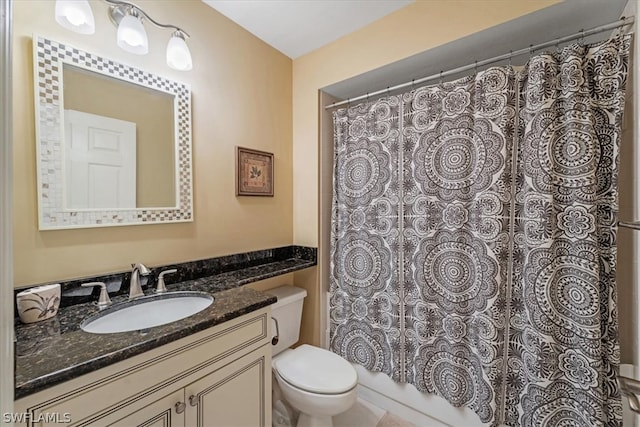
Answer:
[273,344,357,394]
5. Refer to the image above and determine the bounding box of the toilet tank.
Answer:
[268,286,307,356]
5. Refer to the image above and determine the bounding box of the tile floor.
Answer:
[272,396,415,427]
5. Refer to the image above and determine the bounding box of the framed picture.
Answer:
[236,147,274,196]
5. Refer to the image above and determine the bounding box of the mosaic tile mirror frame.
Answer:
[33,35,193,230]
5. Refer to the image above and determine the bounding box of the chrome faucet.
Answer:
[129,263,150,300]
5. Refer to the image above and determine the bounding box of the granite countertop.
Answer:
[15,255,316,399]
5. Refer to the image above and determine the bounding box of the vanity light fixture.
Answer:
[53,0,193,71]
[115,8,148,55]
[166,31,193,71]
[54,0,96,34]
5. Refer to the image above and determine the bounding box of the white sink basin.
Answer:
[81,291,214,334]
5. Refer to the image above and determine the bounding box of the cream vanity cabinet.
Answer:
[14,308,272,427]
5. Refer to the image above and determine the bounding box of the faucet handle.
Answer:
[131,263,150,275]
[81,282,112,310]
[156,269,177,294]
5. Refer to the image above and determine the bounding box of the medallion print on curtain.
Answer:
[330,34,630,427]
[512,35,631,427]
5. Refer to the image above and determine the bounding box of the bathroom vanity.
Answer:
[15,303,272,426]
[13,247,316,426]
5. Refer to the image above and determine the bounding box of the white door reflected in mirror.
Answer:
[64,110,137,209]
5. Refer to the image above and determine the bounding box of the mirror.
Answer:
[63,64,176,209]
[34,35,193,229]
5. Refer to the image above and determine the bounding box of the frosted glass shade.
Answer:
[117,14,149,55]
[166,33,193,71]
[55,0,95,34]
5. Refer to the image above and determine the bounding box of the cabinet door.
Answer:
[185,345,271,427]
[109,389,186,427]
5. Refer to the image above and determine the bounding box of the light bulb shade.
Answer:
[166,33,193,71]
[117,14,148,55]
[55,0,95,34]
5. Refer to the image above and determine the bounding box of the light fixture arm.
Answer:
[104,0,190,38]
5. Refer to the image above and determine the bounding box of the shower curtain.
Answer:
[330,34,631,426]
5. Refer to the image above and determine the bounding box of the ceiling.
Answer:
[202,0,413,59]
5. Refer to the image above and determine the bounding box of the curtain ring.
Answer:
[366,92,369,101]
[614,17,628,41]
[508,50,512,67]
[411,79,415,89]
[579,28,585,45]
[612,17,625,40]
[386,86,390,96]
[474,60,478,73]
[555,37,560,50]
[439,71,443,84]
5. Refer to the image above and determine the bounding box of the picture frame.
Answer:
[236,147,274,196]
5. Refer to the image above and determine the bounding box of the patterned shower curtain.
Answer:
[330,34,631,426]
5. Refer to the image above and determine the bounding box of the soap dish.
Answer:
[16,284,61,324]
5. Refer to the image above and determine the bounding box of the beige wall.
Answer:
[291,0,560,345]
[63,65,176,207]
[13,0,293,286]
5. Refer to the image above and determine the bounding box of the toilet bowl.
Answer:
[269,286,358,427]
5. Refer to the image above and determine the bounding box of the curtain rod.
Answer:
[619,221,640,231]
[325,16,635,110]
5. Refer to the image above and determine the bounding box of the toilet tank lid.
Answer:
[268,286,307,310]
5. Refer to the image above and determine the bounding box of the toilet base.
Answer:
[297,413,333,427]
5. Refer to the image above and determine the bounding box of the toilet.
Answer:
[269,286,358,427]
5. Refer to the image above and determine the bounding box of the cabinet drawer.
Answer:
[15,308,271,426]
